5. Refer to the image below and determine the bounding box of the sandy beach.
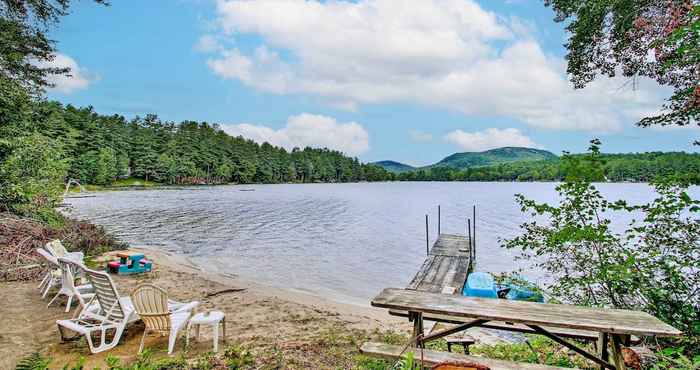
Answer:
[0,248,406,369]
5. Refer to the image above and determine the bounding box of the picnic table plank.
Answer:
[387,309,608,341]
[372,288,682,337]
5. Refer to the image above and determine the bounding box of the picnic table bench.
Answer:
[361,342,575,370]
[369,288,682,370]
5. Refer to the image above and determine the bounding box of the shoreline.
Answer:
[66,180,660,195]
[133,245,400,326]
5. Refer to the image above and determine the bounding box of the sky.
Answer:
[46,0,699,166]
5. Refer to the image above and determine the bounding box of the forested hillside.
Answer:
[24,101,393,186]
[429,147,557,169]
[397,152,700,183]
[372,160,415,173]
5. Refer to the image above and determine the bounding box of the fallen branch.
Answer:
[206,288,246,297]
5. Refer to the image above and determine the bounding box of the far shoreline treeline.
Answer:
[28,101,700,188]
[28,101,394,186]
[393,151,700,183]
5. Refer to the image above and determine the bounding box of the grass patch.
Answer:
[469,336,593,369]
[109,178,160,188]
[65,178,161,193]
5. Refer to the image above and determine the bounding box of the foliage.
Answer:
[14,352,51,370]
[431,147,557,170]
[14,102,393,186]
[652,346,700,370]
[396,351,415,370]
[396,150,700,183]
[0,133,67,216]
[60,356,84,370]
[543,0,699,129]
[222,345,254,369]
[353,355,390,370]
[0,0,107,96]
[422,335,590,369]
[373,160,415,174]
[469,336,593,369]
[503,140,700,349]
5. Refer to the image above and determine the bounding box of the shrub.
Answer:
[0,133,67,217]
[504,140,700,351]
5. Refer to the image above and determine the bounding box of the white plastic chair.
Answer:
[47,258,95,313]
[45,239,84,263]
[36,248,62,298]
[131,284,199,355]
[56,267,139,354]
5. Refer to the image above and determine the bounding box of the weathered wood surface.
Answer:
[408,255,471,293]
[360,342,578,370]
[406,234,472,294]
[388,309,606,341]
[429,233,472,257]
[372,288,682,337]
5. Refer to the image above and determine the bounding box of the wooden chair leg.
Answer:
[138,330,148,354]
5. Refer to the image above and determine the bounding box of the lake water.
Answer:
[64,182,678,306]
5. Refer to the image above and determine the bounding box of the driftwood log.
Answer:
[206,288,247,297]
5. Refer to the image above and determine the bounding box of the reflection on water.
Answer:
[64,182,673,305]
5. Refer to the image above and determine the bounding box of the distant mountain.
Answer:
[373,160,416,173]
[429,147,557,170]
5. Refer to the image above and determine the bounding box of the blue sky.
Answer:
[46,0,698,166]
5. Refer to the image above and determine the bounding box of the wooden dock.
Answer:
[407,234,473,295]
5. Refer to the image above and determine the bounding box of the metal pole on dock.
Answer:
[467,218,472,260]
[425,214,429,255]
[472,205,476,262]
[438,205,441,236]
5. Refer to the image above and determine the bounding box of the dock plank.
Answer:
[407,234,472,294]
[430,233,472,257]
[407,255,470,293]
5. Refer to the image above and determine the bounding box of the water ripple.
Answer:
[64,182,682,305]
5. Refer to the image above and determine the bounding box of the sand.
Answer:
[0,248,406,369]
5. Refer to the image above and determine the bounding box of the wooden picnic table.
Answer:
[372,288,682,370]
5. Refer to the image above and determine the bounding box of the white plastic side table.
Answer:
[186,311,226,352]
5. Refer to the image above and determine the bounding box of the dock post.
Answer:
[425,214,429,255]
[438,205,441,235]
[472,205,476,261]
[467,218,472,260]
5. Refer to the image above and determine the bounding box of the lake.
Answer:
[64,182,676,306]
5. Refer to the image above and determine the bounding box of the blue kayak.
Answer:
[506,284,544,302]
[462,272,498,298]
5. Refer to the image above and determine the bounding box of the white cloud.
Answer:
[409,130,433,143]
[204,0,669,133]
[222,113,370,156]
[36,53,94,94]
[444,128,540,152]
[194,35,224,53]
